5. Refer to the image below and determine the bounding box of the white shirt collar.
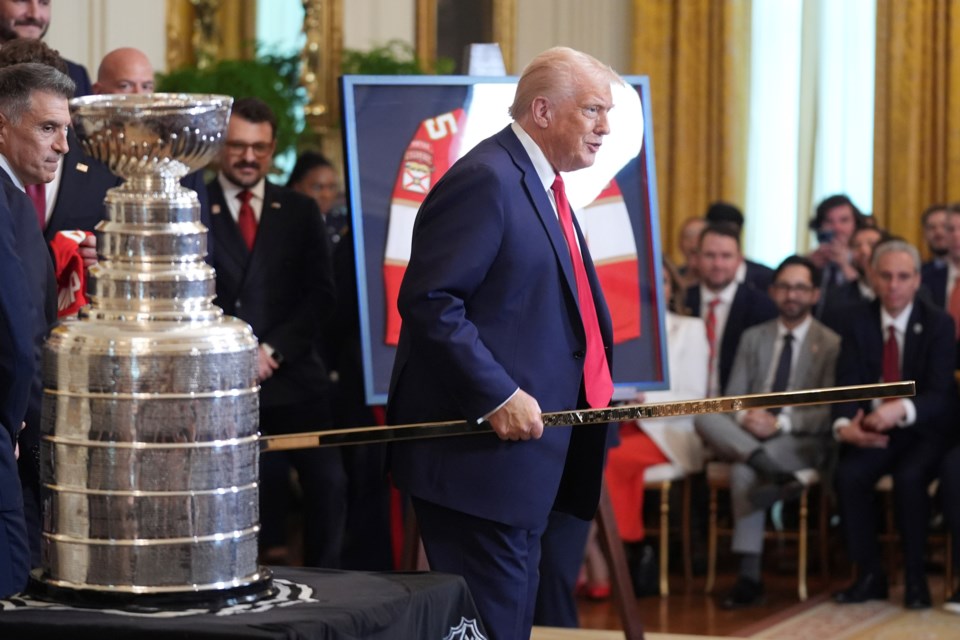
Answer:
[777,315,812,345]
[0,154,24,191]
[881,301,913,335]
[735,260,747,283]
[218,172,265,203]
[510,121,556,193]
[701,279,738,305]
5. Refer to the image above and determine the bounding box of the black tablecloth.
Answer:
[0,567,487,639]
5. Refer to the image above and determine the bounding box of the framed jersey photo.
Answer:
[341,75,668,405]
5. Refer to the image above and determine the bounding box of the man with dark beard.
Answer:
[0,0,91,95]
[205,97,344,569]
[695,255,840,608]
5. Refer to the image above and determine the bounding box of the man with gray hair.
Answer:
[0,61,73,566]
[831,239,957,610]
[388,46,620,639]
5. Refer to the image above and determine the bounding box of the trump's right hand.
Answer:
[488,389,544,441]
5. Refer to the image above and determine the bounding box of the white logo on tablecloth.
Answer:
[0,578,316,618]
[443,616,487,640]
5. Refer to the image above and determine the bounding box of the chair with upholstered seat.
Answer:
[705,460,830,601]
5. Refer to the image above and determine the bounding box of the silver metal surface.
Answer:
[37,94,265,595]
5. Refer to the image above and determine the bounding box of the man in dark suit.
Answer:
[0,39,111,274]
[696,255,840,608]
[206,97,343,568]
[0,0,91,96]
[685,223,778,397]
[0,182,34,597]
[0,62,70,567]
[832,239,957,609]
[388,47,619,640]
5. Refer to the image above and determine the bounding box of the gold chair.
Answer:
[642,462,693,595]
[705,461,830,601]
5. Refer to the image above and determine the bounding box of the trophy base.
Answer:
[26,567,276,612]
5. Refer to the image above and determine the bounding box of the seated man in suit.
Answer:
[696,255,840,608]
[832,239,957,609]
[921,203,949,270]
[685,222,778,397]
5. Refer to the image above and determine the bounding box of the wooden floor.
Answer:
[568,568,951,638]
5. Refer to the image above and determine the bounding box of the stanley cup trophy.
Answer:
[31,94,274,606]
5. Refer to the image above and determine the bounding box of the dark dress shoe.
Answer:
[720,576,765,609]
[833,572,888,604]
[903,577,931,609]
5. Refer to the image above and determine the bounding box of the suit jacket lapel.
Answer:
[208,180,250,270]
[794,321,820,387]
[757,323,777,381]
[902,303,924,381]
[497,127,578,303]
[247,183,282,275]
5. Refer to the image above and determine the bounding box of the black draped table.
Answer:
[0,567,487,639]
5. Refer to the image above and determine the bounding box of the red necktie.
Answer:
[25,183,46,230]
[551,174,613,408]
[705,297,720,392]
[237,190,257,250]
[882,325,900,383]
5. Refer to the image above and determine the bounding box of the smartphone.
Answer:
[816,229,835,244]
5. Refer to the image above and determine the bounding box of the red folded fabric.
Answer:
[50,230,93,317]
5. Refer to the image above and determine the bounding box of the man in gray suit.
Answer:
[695,255,840,608]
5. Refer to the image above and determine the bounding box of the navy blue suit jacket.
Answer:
[388,126,613,530]
[831,298,957,440]
[0,182,31,596]
[744,259,774,292]
[0,170,56,450]
[207,178,335,413]
[685,283,778,394]
[64,59,91,97]
[921,260,948,309]
[43,128,121,240]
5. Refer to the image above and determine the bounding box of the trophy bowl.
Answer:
[32,93,275,608]
[69,93,232,181]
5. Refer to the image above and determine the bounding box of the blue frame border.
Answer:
[341,75,668,406]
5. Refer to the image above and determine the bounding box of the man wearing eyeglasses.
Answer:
[695,255,840,608]
[206,97,344,569]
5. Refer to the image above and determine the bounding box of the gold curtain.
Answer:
[165,0,257,71]
[873,0,960,246]
[631,0,751,264]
